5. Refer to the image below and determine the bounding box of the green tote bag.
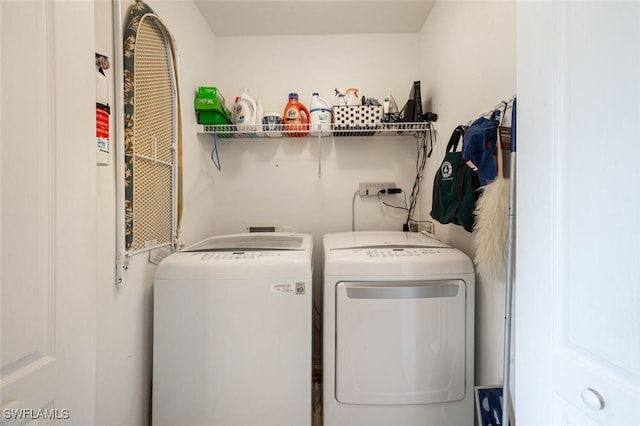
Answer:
[430,125,480,232]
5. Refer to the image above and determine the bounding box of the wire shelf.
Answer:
[198,122,431,138]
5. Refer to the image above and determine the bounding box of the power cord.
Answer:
[351,190,359,231]
[352,188,406,231]
[379,188,403,195]
[403,125,434,231]
[377,189,408,212]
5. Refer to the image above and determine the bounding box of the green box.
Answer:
[194,96,226,111]
[194,95,232,124]
[197,110,232,125]
[197,86,224,101]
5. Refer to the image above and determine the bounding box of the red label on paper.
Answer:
[96,109,109,139]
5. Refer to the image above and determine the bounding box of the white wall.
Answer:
[94,0,515,424]
[418,0,516,386]
[186,33,426,244]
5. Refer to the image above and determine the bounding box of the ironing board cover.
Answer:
[123,1,183,250]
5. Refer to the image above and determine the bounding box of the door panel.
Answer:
[1,3,59,418]
[559,1,640,378]
[516,1,640,424]
[1,0,53,375]
[1,1,96,424]
[554,2,640,423]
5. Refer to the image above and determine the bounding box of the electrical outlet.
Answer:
[418,221,434,234]
[359,182,397,196]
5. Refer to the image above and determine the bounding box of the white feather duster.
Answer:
[473,144,510,284]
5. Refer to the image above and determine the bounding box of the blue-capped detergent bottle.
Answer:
[309,92,332,136]
[233,88,257,131]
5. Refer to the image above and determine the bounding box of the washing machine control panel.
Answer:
[197,251,285,260]
[364,248,444,257]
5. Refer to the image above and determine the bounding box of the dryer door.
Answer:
[335,280,466,405]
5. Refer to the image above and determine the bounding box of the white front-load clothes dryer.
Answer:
[322,231,475,426]
[153,233,313,426]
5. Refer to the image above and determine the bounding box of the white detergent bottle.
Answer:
[233,88,257,131]
[255,97,265,137]
[309,92,332,136]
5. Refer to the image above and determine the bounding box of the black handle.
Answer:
[446,125,466,153]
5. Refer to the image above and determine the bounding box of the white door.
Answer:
[1,1,96,424]
[516,1,640,425]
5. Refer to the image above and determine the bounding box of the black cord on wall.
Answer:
[403,125,433,230]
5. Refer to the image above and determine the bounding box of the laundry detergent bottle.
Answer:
[233,88,257,131]
[309,92,332,136]
[282,92,310,137]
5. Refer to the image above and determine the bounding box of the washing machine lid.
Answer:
[323,231,474,276]
[155,233,313,280]
[184,232,307,252]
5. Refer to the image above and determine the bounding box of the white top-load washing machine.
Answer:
[323,231,475,426]
[153,233,313,426]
